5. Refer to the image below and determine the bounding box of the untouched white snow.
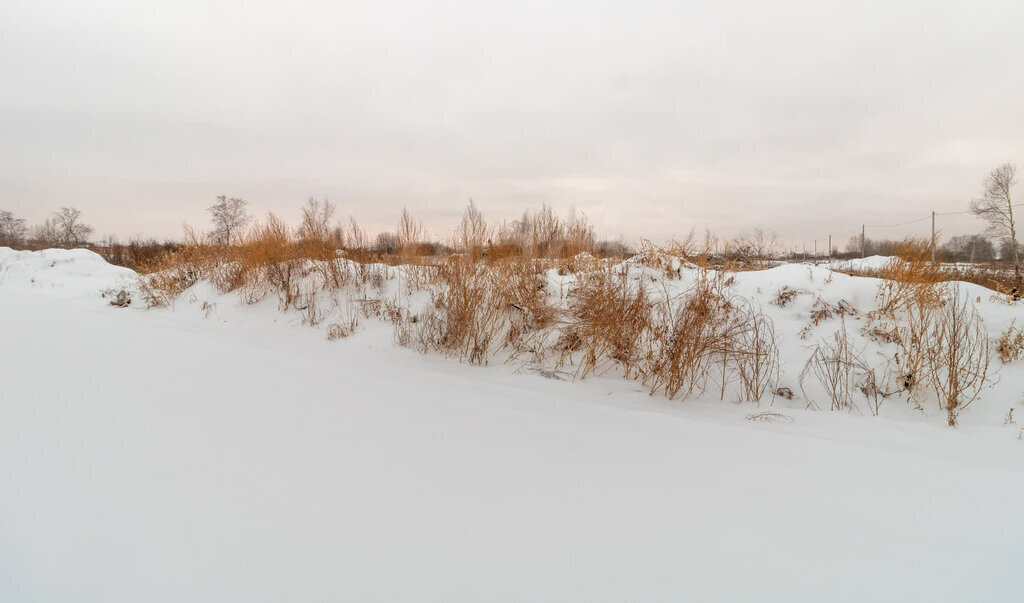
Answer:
[0,247,136,297]
[2,249,1024,602]
[828,255,895,272]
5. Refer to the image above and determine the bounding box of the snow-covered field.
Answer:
[2,247,1023,602]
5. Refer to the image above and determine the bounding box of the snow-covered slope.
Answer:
[0,247,136,297]
[2,250,1023,602]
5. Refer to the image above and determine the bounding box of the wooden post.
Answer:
[931,211,936,263]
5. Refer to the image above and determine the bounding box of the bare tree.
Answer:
[970,163,1018,280]
[52,207,93,248]
[30,218,59,246]
[374,231,398,254]
[456,199,488,258]
[208,196,251,245]
[0,210,27,246]
[298,198,337,248]
[396,207,424,255]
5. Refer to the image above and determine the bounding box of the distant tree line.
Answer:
[0,207,94,248]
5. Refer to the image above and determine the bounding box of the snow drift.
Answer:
[2,249,1023,602]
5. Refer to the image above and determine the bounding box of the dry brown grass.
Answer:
[838,238,1019,298]
[565,266,653,379]
[641,270,778,401]
[772,286,800,307]
[414,257,507,365]
[995,321,1024,363]
[136,226,210,307]
[873,240,946,316]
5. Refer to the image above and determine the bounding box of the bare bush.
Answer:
[736,305,780,402]
[299,198,347,288]
[925,286,991,426]
[725,228,777,267]
[801,321,858,411]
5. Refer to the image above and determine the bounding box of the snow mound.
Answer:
[0,247,137,298]
[829,255,894,271]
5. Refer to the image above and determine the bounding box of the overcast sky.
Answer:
[2,0,1022,248]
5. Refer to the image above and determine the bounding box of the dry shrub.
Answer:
[235,213,304,308]
[889,291,942,404]
[136,228,209,307]
[873,240,945,316]
[724,228,778,269]
[355,263,390,294]
[631,235,702,279]
[414,258,506,365]
[641,270,778,401]
[298,198,349,289]
[995,321,1024,363]
[491,204,597,260]
[799,318,887,414]
[862,243,953,408]
[810,297,858,325]
[492,259,556,356]
[925,286,991,426]
[138,264,199,307]
[773,286,799,307]
[736,305,780,402]
[565,266,653,379]
[799,297,858,339]
[398,263,435,294]
[326,321,355,340]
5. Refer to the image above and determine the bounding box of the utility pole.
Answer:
[828,235,832,260]
[814,239,817,258]
[931,211,936,263]
[861,224,866,258]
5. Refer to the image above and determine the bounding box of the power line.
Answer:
[864,215,931,229]
[865,203,1024,228]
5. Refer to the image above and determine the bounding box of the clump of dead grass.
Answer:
[564,266,652,379]
[640,269,779,401]
[995,321,1024,364]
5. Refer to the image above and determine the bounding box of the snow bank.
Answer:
[828,255,894,271]
[0,247,136,298]
[2,275,1023,602]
